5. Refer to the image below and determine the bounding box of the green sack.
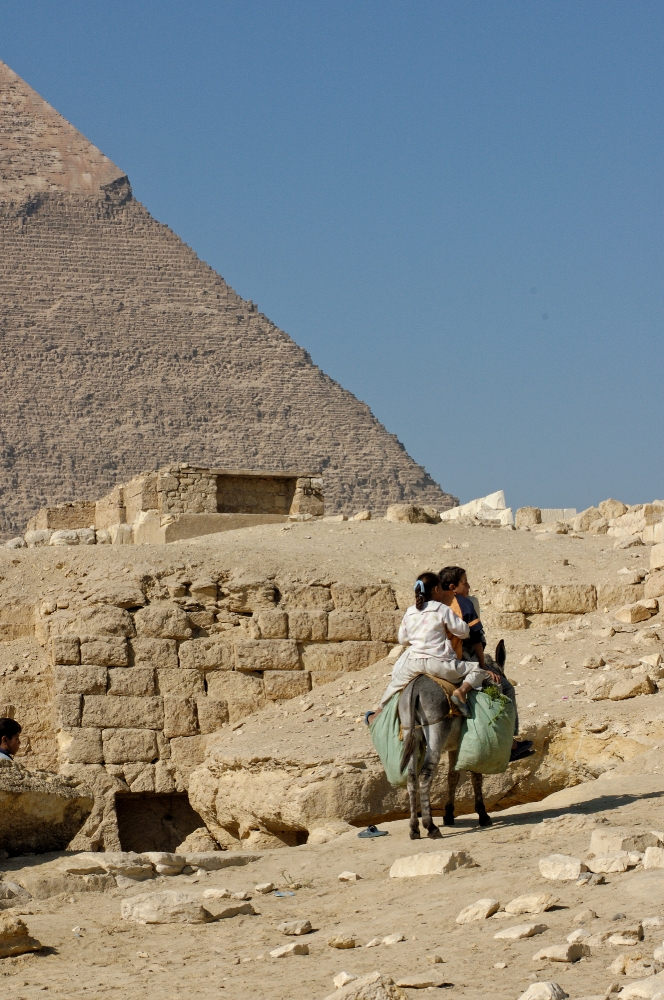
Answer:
[369,694,427,787]
[455,686,515,775]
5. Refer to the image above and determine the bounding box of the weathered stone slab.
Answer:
[264,670,312,700]
[542,585,596,614]
[327,611,371,641]
[287,609,328,641]
[163,696,198,738]
[300,641,389,673]
[107,667,155,697]
[82,695,164,730]
[102,728,158,764]
[0,759,93,854]
[206,672,265,722]
[80,638,129,667]
[234,639,300,672]
[55,665,107,695]
[157,668,205,696]
[131,637,178,669]
[178,638,233,671]
[390,851,476,878]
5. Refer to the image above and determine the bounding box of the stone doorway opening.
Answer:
[115,793,206,853]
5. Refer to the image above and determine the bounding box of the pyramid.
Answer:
[0,61,456,536]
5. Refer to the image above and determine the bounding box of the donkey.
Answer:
[398,640,507,839]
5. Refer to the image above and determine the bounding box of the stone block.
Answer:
[614,603,653,624]
[532,943,589,963]
[234,639,300,672]
[163,696,199,738]
[154,761,177,793]
[597,583,646,608]
[327,611,371,641]
[253,610,288,638]
[133,603,192,639]
[120,890,212,924]
[81,696,164,730]
[224,581,276,613]
[206,672,265,722]
[107,668,155,697]
[124,763,156,793]
[74,605,136,638]
[279,585,334,611]
[178,638,233,671]
[504,894,559,915]
[53,693,82,728]
[516,507,542,527]
[389,851,476,877]
[644,846,664,869]
[331,584,397,611]
[494,585,543,614]
[645,571,664,600]
[542,585,596,614]
[301,641,389,673]
[189,579,218,603]
[157,668,205,696]
[264,670,312,701]
[51,635,80,665]
[571,506,601,532]
[55,665,108,695]
[130,638,179,669]
[492,612,528,630]
[368,611,403,643]
[651,544,664,572]
[287,610,328,641]
[585,674,618,701]
[187,610,215,629]
[539,855,587,881]
[102,728,159,764]
[169,735,207,782]
[609,675,656,700]
[80,637,129,667]
[599,499,628,519]
[60,728,103,764]
[196,697,229,734]
[494,923,547,940]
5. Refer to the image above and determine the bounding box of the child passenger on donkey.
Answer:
[366,572,501,725]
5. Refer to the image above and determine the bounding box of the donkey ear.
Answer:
[495,639,506,668]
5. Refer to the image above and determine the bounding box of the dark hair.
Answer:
[438,565,466,591]
[414,572,440,611]
[0,718,21,743]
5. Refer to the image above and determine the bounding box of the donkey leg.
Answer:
[444,749,460,826]
[419,725,444,839]
[471,771,492,827]
[406,732,421,839]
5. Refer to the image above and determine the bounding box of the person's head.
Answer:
[439,565,469,596]
[0,718,21,757]
[414,571,441,611]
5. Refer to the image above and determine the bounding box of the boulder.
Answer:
[517,985,568,1000]
[609,676,656,700]
[455,898,500,923]
[0,914,41,958]
[121,890,213,924]
[586,853,630,873]
[323,971,407,1000]
[618,969,664,998]
[0,759,93,855]
[614,603,655,624]
[385,504,440,524]
[278,920,312,936]
[539,855,587,881]
[390,851,476,878]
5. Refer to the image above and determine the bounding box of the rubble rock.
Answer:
[539,855,588,881]
[0,914,41,958]
[383,933,406,945]
[608,923,644,945]
[269,942,309,957]
[385,504,440,525]
[334,973,358,988]
[394,972,450,988]
[610,676,657,700]
[517,984,568,1000]
[590,828,660,855]
[323,971,407,1000]
[614,604,655,624]
[390,851,476,878]
[328,935,358,949]
[505,893,559,915]
[495,923,547,940]
[587,854,631,874]
[532,943,590,962]
[278,920,312,936]
[456,898,500,923]
[121,890,213,924]
[644,847,664,870]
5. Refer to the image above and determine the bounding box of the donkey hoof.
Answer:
[442,814,455,827]
[427,826,443,840]
[409,829,421,840]
[478,812,493,827]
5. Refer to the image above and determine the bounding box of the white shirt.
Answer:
[398,601,469,660]
[0,749,13,762]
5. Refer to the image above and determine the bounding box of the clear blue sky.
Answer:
[2,1,662,511]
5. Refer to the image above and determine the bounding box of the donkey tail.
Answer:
[400,684,418,774]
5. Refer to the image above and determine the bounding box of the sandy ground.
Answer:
[2,772,664,1000]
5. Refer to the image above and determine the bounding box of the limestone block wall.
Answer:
[488,581,647,629]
